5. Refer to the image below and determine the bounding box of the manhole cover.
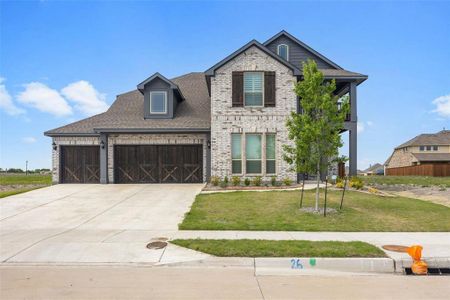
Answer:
[146,241,168,250]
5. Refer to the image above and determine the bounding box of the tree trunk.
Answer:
[315,162,320,212]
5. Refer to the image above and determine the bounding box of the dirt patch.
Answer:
[0,184,47,192]
[370,184,450,207]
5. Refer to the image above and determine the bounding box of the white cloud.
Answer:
[0,77,25,115]
[61,80,108,116]
[366,121,374,127]
[432,94,450,118]
[17,82,72,117]
[22,137,37,144]
[357,122,365,133]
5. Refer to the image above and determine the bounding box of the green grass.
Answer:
[171,239,386,257]
[0,174,52,185]
[0,187,46,198]
[179,190,450,232]
[359,176,450,187]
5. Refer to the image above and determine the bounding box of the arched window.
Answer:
[277,44,289,60]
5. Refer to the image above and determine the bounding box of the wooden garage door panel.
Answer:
[61,146,100,183]
[114,145,202,183]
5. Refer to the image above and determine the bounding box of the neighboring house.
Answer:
[361,163,384,176]
[384,130,450,177]
[45,30,367,184]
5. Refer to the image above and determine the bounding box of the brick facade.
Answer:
[386,149,416,168]
[210,46,297,181]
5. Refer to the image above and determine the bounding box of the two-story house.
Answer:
[385,130,450,176]
[45,30,367,184]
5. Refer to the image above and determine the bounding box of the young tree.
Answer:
[283,60,349,212]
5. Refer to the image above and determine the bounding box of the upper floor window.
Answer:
[420,145,439,151]
[150,91,167,114]
[244,72,264,106]
[277,44,289,61]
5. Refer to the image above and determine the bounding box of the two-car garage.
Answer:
[60,145,203,184]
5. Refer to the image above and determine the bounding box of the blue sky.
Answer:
[1,0,449,170]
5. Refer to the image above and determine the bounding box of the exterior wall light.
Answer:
[100,140,105,149]
[52,142,57,151]
[207,140,211,149]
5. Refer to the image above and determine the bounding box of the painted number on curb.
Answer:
[290,259,303,269]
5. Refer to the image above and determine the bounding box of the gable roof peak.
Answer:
[263,30,343,70]
[205,39,301,76]
[137,72,179,93]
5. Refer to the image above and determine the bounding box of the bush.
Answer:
[252,176,262,186]
[282,177,292,186]
[244,178,251,186]
[210,176,220,186]
[224,176,229,185]
[231,176,241,186]
[220,180,228,188]
[335,177,345,189]
[349,177,363,190]
[271,176,277,186]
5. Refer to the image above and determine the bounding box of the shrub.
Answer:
[210,176,220,186]
[252,176,262,186]
[335,177,344,189]
[231,176,241,186]
[244,178,251,186]
[282,177,292,186]
[271,176,277,186]
[220,180,227,188]
[349,177,363,190]
[224,176,229,185]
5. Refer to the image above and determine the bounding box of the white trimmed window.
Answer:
[266,134,276,174]
[150,91,167,114]
[277,44,289,60]
[231,133,242,174]
[245,134,262,174]
[244,72,264,107]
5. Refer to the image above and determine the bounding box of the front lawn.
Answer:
[171,239,386,257]
[0,174,52,198]
[0,174,52,185]
[360,176,450,188]
[179,190,450,231]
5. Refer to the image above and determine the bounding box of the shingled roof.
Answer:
[395,130,450,149]
[45,72,211,136]
[412,153,450,162]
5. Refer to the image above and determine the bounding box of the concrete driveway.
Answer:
[0,184,209,264]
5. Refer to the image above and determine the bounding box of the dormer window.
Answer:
[277,44,289,61]
[150,91,167,114]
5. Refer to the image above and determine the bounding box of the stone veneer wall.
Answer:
[52,136,100,183]
[386,149,415,168]
[210,45,297,181]
[107,133,208,183]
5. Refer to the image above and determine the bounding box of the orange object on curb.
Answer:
[407,245,428,275]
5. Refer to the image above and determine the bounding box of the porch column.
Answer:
[100,133,108,184]
[348,82,357,176]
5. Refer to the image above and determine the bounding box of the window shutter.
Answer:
[232,71,244,107]
[264,71,276,107]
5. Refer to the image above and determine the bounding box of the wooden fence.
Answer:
[385,163,450,177]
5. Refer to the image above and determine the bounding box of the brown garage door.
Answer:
[60,146,100,183]
[114,145,203,183]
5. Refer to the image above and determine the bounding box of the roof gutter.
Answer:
[93,127,211,133]
[44,132,100,137]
